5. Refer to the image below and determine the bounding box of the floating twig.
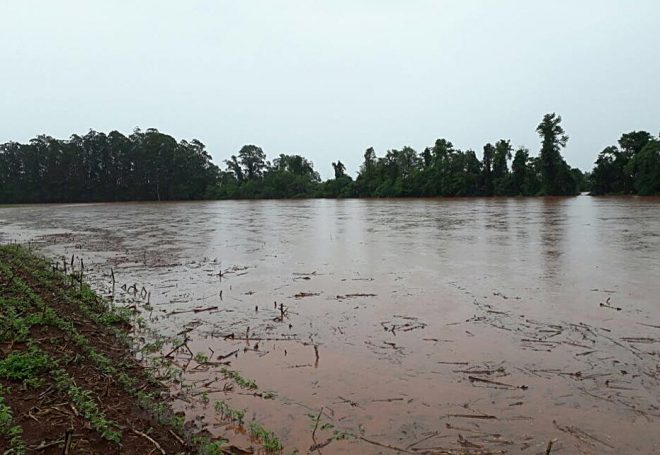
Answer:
[312,406,323,442]
[448,414,497,420]
[468,376,527,390]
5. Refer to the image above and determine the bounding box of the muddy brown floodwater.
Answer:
[2,197,660,454]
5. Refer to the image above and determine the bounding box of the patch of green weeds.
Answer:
[191,434,229,455]
[194,352,209,364]
[219,367,258,390]
[0,246,262,454]
[141,339,166,354]
[0,347,50,383]
[51,367,122,443]
[249,421,283,452]
[214,400,246,425]
[0,395,26,455]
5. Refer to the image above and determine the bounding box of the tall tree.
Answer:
[225,155,244,183]
[590,131,653,195]
[481,143,495,195]
[332,160,346,179]
[0,129,219,203]
[238,145,267,180]
[492,139,513,195]
[619,131,652,156]
[626,139,660,195]
[536,113,574,195]
[511,147,529,195]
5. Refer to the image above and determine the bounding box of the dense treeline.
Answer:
[590,131,660,195]
[1,113,658,204]
[212,113,584,199]
[0,129,219,203]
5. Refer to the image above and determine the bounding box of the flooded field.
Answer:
[1,197,660,454]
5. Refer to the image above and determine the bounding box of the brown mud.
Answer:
[1,197,660,453]
[0,246,197,453]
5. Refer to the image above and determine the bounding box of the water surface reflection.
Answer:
[1,196,659,453]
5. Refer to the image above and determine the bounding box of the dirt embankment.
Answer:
[0,245,230,454]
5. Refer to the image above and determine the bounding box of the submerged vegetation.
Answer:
[1,113,658,203]
[0,244,282,454]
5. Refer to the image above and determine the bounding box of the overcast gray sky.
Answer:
[1,0,658,178]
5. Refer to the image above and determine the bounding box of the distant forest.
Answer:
[1,113,659,203]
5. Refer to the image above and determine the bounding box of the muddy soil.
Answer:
[0,246,197,454]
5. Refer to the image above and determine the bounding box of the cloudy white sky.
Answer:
[1,0,658,177]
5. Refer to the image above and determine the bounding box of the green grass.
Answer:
[0,394,26,455]
[0,249,126,444]
[51,367,122,443]
[0,346,122,445]
[0,347,50,388]
[191,435,229,455]
[0,245,286,454]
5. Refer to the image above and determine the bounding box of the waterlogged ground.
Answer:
[2,197,660,454]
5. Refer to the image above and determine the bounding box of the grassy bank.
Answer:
[0,244,234,454]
